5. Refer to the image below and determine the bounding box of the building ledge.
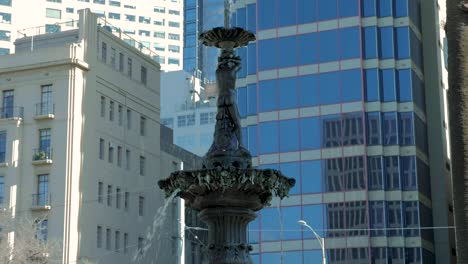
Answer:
[34,114,55,120]
[30,205,51,211]
[0,117,22,122]
[32,159,53,166]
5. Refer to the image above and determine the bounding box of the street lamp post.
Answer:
[298,220,326,264]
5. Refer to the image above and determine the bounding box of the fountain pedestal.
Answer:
[158,27,296,264]
[200,208,255,263]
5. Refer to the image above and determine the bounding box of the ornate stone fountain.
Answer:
[158,26,296,264]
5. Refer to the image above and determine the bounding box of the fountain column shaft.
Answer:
[199,207,256,264]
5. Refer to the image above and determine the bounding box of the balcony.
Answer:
[0,107,24,120]
[31,193,51,211]
[32,148,53,165]
[34,103,55,120]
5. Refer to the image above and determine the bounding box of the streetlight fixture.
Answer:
[298,220,326,264]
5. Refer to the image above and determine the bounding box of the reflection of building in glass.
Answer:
[183,0,224,82]
[232,0,454,263]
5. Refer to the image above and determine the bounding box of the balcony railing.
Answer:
[31,193,51,210]
[35,103,55,117]
[32,148,53,162]
[0,107,24,119]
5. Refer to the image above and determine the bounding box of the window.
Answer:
[0,0,11,6]
[0,12,11,24]
[98,181,103,203]
[154,6,165,13]
[154,31,165,38]
[99,138,105,160]
[168,45,180,53]
[45,24,61,33]
[107,185,112,206]
[140,116,146,135]
[168,21,180,28]
[125,149,130,170]
[383,112,398,145]
[155,56,165,64]
[109,100,114,121]
[127,58,132,77]
[387,201,403,236]
[109,12,120,20]
[139,30,150,37]
[168,33,180,40]
[116,187,121,208]
[39,128,51,155]
[127,109,132,129]
[385,156,400,190]
[0,48,8,55]
[138,237,144,255]
[106,228,111,250]
[153,43,165,51]
[138,196,144,216]
[66,7,74,13]
[124,191,129,210]
[93,0,105,4]
[139,16,150,24]
[168,9,180,15]
[153,19,165,26]
[39,84,53,116]
[34,218,48,241]
[109,0,120,6]
[101,42,107,63]
[139,156,145,176]
[0,131,5,162]
[108,143,114,163]
[117,146,123,166]
[100,96,106,117]
[125,14,135,22]
[200,113,209,125]
[368,156,384,190]
[0,30,11,41]
[115,230,120,252]
[119,53,124,72]
[141,66,147,85]
[2,90,14,119]
[0,176,4,207]
[124,233,128,253]
[378,27,394,59]
[46,8,61,19]
[37,174,49,206]
[168,58,180,65]
[124,4,135,9]
[97,226,103,248]
[108,48,116,68]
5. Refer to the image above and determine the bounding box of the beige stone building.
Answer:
[0,0,183,71]
[0,9,200,264]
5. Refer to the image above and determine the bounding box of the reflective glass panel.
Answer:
[299,74,319,107]
[259,121,278,154]
[300,117,320,149]
[301,160,322,193]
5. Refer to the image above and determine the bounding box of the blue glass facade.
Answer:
[183,0,224,81]
[232,0,437,263]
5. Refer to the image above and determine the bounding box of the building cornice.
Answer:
[0,58,89,75]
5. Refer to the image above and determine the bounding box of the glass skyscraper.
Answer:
[184,0,224,82]
[230,0,455,263]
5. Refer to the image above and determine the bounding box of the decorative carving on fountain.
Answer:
[158,26,295,264]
